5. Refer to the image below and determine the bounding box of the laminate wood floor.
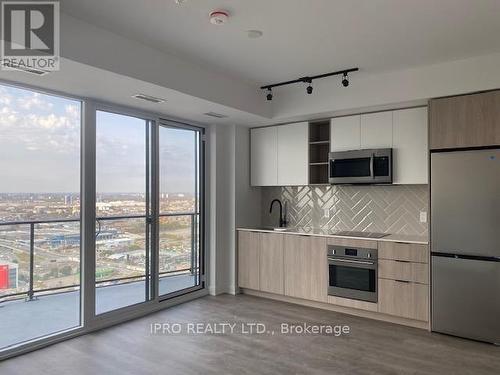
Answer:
[1,294,499,375]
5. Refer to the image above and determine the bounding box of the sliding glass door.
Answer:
[158,124,202,297]
[94,115,204,312]
[95,110,152,315]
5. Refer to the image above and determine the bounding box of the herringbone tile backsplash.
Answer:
[262,185,429,236]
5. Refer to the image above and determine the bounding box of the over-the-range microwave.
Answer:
[328,148,393,184]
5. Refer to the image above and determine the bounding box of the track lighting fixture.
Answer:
[342,72,349,87]
[266,88,273,101]
[260,67,358,100]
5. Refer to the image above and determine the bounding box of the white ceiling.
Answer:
[61,0,500,86]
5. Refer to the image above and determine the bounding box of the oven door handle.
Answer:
[328,257,375,266]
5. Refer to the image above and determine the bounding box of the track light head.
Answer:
[342,72,349,87]
[266,88,273,101]
[303,78,313,94]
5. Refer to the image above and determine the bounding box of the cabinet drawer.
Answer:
[378,279,429,321]
[378,259,428,284]
[378,242,428,263]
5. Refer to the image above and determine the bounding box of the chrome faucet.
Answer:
[269,199,287,228]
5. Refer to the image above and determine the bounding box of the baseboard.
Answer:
[208,285,239,296]
[241,289,429,330]
[227,285,239,295]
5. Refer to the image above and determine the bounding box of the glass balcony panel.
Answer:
[158,215,198,296]
[95,218,147,314]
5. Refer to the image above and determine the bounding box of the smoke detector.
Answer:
[209,10,229,25]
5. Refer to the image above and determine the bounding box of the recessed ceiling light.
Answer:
[247,30,263,39]
[174,0,187,4]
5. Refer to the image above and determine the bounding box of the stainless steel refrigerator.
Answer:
[431,149,500,344]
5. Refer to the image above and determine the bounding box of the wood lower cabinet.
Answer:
[378,279,429,321]
[238,231,260,290]
[378,241,429,263]
[238,230,430,326]
[429,90,500,150]
[284,235,328,302]
[378,241,429,322]
[378,259,428,284]
[259,233,284,294]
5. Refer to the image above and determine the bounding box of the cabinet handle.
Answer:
[395,279,411,284]
[395,259,411,263]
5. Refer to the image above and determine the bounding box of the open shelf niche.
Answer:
[308,120,330,184]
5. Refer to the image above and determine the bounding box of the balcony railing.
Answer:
[0,212,199,302]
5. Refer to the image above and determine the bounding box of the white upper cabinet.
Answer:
[393,107,428,184]
[331,115,361,152]
[251,123,308,186]
[360,112,393,149]
[251,127,278,186]
[277,122,308,186]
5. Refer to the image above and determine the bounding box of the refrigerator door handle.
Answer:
[432,252,500,262]
[369,154,374,179]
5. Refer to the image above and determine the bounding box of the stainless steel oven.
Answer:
[328,148,392,184]
[327,245,378,302]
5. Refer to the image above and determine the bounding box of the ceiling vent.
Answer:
[132,93,165,104]
[204,112,228,119]
[1,61,48,76]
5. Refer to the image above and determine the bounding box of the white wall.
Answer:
[270,52,500,123]
[208,124,261,296]
[233,126,262,293]
[209,124,234,295]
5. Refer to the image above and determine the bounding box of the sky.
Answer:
[0,84,197,194]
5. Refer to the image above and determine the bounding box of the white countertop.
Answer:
[236,227,428,245]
